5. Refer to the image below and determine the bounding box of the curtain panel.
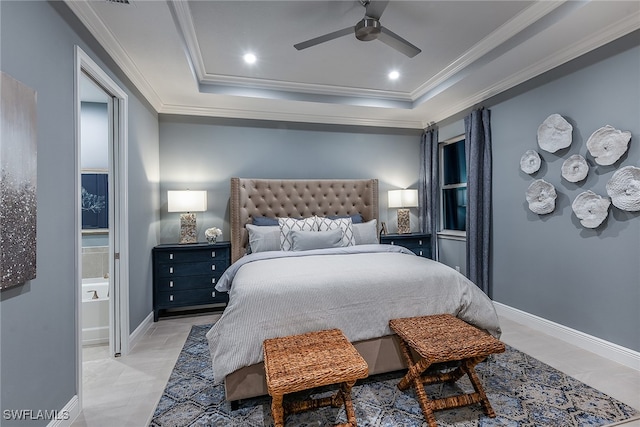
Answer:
[419,127,439,260]
[464,108,492,296]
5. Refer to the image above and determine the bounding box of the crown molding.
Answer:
[411,1,566,100]
[159,103,424,129]
[422,10,640,127]
[64,0,163,110]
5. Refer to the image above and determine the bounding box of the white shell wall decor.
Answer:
[537,114,573,153]
[561,154,589,182]
[520,150,541,174]
[606,165,640,211]
[526,179,557,215]
[572,191,611,228]
[586,125,631,166]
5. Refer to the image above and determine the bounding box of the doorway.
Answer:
[75,46,130,404]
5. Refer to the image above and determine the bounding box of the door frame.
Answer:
[74,45,130,403]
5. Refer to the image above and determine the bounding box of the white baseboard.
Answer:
[46,395,79,427]
[494,302,640,372]
[129,311,154,351]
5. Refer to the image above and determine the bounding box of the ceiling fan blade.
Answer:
[364,0,389,20]
[378,26,421,58]
[294,27,354,51]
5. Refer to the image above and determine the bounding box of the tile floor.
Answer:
[71,313,640,427]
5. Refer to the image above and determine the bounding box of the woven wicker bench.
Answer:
[263,329,369,427]
[389,314,505,427]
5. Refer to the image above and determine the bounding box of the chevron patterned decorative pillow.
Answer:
[316,216,355,247]
[278,217,318,251]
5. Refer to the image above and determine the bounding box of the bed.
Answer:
[206,177,501,403]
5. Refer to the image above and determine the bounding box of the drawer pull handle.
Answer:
[419,240,422,245]
[169,267,173,274]
[169,281,174,288]
[211,251,216,258]
[211,265,216,271]
[419,250,423,256]
[169,295,174,302]
[390,242,395,245]
[211,291,216,298]
[169,253,173,260]
[212,278,216,284]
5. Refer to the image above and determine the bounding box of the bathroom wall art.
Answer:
[520,150,541,174]
[0,72,37,289]
[561,154,589,183]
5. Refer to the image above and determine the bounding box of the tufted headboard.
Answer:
[230,178,379,263]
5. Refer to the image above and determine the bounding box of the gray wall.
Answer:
[0,1,159,423]
[158,116,423,243]
[490,42,639,351]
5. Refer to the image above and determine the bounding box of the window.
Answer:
[440,136,466,233]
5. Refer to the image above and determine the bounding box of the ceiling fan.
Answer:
[294,0,421,58]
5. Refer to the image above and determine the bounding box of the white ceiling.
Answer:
[66,0,639,129]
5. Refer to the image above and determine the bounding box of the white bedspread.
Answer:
[206,245,501,384]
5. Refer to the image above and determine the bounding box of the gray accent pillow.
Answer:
[353,219,378,245]
[291,229,343,251]
[246,224,281,253]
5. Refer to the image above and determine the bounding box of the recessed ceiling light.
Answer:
[243,53,257,64]
[388,70,400,80]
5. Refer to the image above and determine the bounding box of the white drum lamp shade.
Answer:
[168,190,207,244]
[388,189,418,234]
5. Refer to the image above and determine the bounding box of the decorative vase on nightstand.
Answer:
[206,236,217,244]
[205,227,222,244]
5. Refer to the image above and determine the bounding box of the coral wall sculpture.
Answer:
[586,125,631,166]
[526,179,557,215]
[572,191,611,228]
[606,165,640,211]
[520,150,541,174]
[561,154,589,183]
[537,114,573,153]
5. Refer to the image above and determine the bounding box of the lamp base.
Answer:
[179,213,197,244]
[397,208,410,234]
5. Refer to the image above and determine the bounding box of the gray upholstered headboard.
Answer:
[230,178,379,262]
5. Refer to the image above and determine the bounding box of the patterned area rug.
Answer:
[150,324,638,427]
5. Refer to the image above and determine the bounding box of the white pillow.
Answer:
[316,216,355,247]
[291,229,343,251]
[278,217,318,251]
[353,219,378,245]
[246,224,280,253]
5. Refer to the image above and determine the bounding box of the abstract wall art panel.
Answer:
[1,72,37,289]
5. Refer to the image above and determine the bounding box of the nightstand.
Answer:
[380,233,432,258]
[152,242,231,321]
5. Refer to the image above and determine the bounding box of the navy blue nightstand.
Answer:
[380,233,432,259]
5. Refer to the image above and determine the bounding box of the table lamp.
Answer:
[388,189,418,234]
[167,190,207,244]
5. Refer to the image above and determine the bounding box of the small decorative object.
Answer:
[586,125,631,166]
[520,150,541,174]
[561,154,589,183]
[388,189,418,234]
[572,191,611,228]
[526,179,557,215]
[205,227,222,244]
[167,190,207,244]
[537,114,573,153]
[606,165,640,211]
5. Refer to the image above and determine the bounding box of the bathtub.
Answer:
[82,278,109,346]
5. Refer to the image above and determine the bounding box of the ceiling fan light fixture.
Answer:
[355,18,381,41]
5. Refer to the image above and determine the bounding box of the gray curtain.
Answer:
[418,126,439,260]
[464,108,492,296]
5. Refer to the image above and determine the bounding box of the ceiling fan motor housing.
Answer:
[355,18,381,41]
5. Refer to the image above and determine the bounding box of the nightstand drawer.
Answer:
[155,274,220,291]
[155,289,228,307]
[155,259,228,277]
[380,233,432,259]
[154,248,228,264]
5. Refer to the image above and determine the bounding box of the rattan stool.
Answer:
[389,314,505,427]
[263,329,369,427]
